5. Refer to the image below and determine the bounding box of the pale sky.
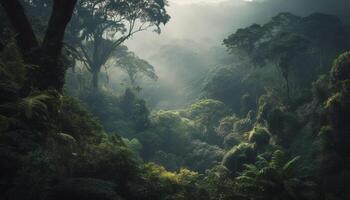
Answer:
[169,0,231,5]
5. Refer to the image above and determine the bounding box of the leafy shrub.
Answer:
[58,96,104,146]
[185,99,231,145]
[185,140,225,173]
[152,151,183,171]
[222,143,256,175]
[148,110,191,157]
[73,135,138,189]
[77,89,150,137]
[134,163,202,200]
[330,52,350,84]
[235,150,319,200]
[122,138,143,155]
[201,165,238,200]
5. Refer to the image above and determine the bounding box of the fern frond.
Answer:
[256,155,269,168]
[270,150,285,169]
[20,93,51,119]
[282,156,301,177]
[244,164,259,172]
[258,167,278,179]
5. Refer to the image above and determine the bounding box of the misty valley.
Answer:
[1,0,350,200]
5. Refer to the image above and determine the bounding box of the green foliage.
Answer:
[223,132,241,149]
[185,140,225,173]
[222,143,256,175]
[115,47,158,86]
[2,5,350,200]
[320,53,350,157]
[58,96,104,145]
[216,116,238,137]
[0,44,61,142]
[0,42,26,85]
[67,0,170,89]
[48,178,123,200]
[152,151,183,171]
[145,110,191,158]
[186,99,231,121]
[233,111,255,134]
[186,99,231,145]
[203,65,264,114]
[267,108,299,146]
[224,12,350,102]
[0,43,25,105]
[201,165,238,200]
[134,163,204,200]
[330,51,350,84]
[122,138,143,155]
[76,89,150,137]
[248,127,271,147]
[73,134,138,188]
[256,92,299,146]
[20,93,51,119]
[0,43,140,199]
[235,150,318,200]
[7,150,55,200]
[312,74,330,101]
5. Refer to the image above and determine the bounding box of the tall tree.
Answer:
[0,0,77,92]
[68,0,170,90]
[115,46,158,87]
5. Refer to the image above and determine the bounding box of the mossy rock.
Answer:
[222,143,256,175]
[48,178,123,200]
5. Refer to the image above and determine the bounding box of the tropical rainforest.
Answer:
[1,0,350,199]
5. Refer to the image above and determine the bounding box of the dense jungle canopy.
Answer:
[1,0,350,200]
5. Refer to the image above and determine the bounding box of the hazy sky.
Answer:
[122,0,350,109]
[126,0,350,53]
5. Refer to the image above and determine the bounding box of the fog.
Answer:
[116,0,350,109]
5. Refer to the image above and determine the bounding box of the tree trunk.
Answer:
[0,0,78,92]
[37,0,77,92]
[0,0,39,61]
[92,71,99,90]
